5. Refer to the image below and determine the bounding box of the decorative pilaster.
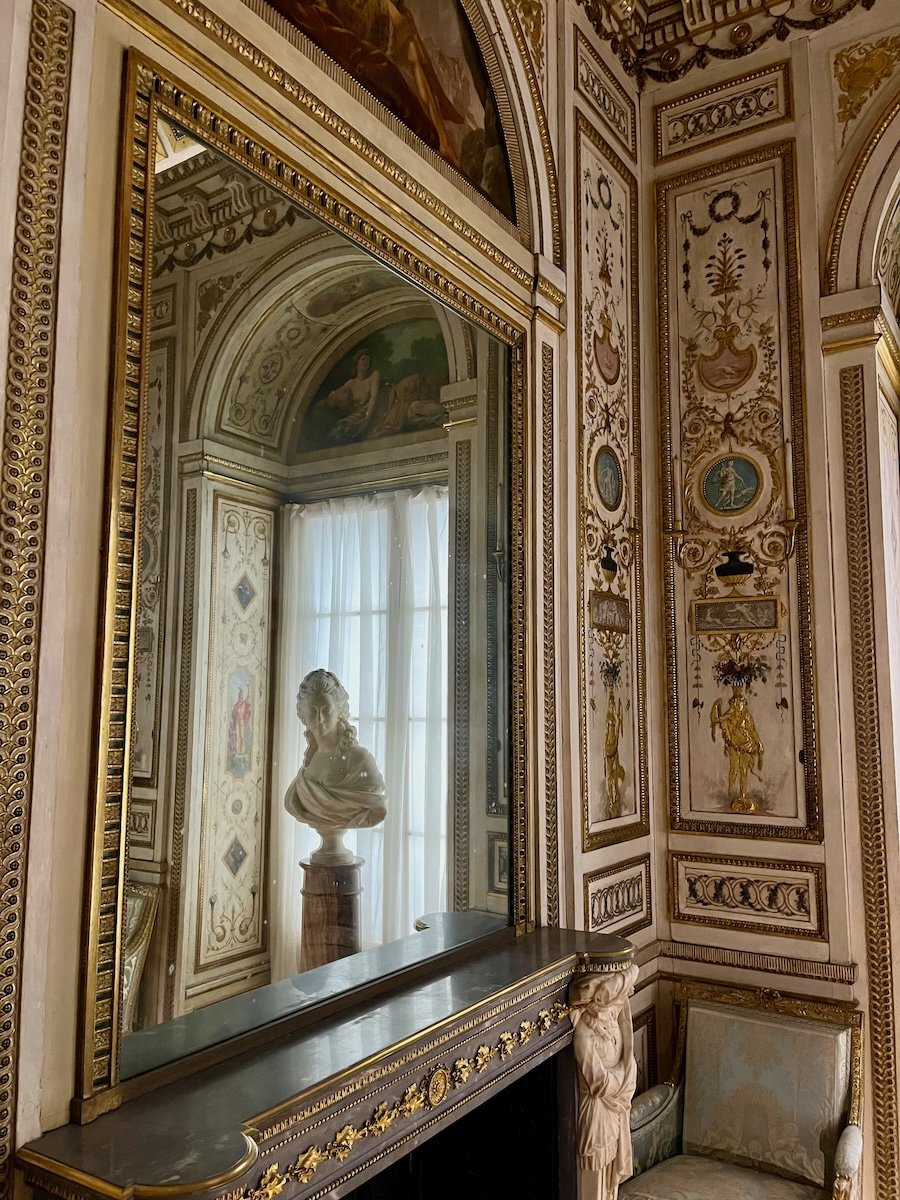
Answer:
[1,0,74,1183]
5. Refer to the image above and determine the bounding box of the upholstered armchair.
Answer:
[620,982,863,1200]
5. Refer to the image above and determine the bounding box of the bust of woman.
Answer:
[284,669,387,864]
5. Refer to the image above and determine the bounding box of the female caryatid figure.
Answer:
[569,964,639,1200]
[284,669,387,864]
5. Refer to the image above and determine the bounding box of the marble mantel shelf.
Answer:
[18,929,633,1200]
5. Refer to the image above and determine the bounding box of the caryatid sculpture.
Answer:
[569,963,640,1200]
[284,669,387,865]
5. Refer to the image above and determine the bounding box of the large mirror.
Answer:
[109,110,512,1080]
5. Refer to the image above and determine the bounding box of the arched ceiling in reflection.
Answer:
[153,139,468,463]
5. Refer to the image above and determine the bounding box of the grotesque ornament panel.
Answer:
[576,112,647,851]
[658,142,820,840]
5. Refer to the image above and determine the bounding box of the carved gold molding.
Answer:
[509,0,545,85]
[496,0,563,269]
[578,0,874,85]
[541,344,559,926]
[840,363,899,1199]
[0,0,74,1180]
[657,939,857,984]
[584,854,651,938]
[78,51,534,1112]
[574,28,637,161]
[110,0,565,272]
[826,86,900,294]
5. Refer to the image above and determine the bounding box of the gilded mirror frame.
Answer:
[76,49,533,1121]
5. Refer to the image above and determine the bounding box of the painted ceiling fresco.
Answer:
[265,0,515,219]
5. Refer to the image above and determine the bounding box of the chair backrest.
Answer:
[682,998,852,1187]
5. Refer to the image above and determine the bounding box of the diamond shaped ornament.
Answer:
[234,573,256,611]
[223,837,247,876]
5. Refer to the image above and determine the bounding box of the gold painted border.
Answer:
[653,61,793,165]
[541,344,559,926]
[576,110,649,853]
[573,27,637,161]
[583,853,652,939]
[0,0,75,1183]
[657,140,822,843]
[839,363,899,1198]
[670,852,828,941]
[77,51,533,1113]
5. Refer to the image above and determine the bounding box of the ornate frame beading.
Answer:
[1,0,75,1184]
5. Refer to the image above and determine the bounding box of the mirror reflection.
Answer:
[121,119,510,1073]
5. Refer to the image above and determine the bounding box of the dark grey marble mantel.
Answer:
[18,929,633,1200]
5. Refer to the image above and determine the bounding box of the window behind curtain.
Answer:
[270,487,449,979]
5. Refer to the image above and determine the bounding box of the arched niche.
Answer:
[183,237,472,465]
[825,84,900,297]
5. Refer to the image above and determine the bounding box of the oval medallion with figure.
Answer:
[595,446,623,512]
[701,453,761,516]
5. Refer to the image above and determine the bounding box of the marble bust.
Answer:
[284,669,387,865]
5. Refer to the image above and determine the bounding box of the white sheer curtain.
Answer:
[270,488,449,981]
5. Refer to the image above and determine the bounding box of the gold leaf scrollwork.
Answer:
[329,1125,367,1161]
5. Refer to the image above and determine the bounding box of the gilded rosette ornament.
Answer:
[658,143,819,840]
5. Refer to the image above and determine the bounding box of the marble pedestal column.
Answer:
[299,856,363,972]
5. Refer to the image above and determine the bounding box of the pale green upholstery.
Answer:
[621,1155,826,1200]
[620,984,863,1200]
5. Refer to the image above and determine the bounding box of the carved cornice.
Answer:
[1,0,74,1190]
[578,0,878,87]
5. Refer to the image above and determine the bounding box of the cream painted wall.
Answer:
[5,5,900,1197]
